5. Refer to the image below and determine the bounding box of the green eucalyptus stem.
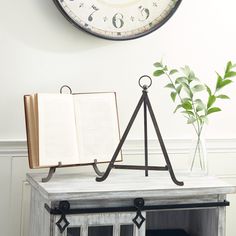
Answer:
[164,72,198,135]
[190,95,201,135]
[190,124,204,170]
[197,133,203,169]
[190,134,201,170]
[153,60,236,172]
[198,125,204,169]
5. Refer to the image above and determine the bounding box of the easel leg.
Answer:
[96,94,145,182]
[96,78,183,186]
[143,96,148,177]
[145,96,184,186]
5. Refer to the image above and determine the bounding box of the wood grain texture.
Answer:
[27,172,236,201]
[64,195,220,210]
[146,210,190,231]
[27,172,236,236]
[29,187,51,236]
[189,209,219,236]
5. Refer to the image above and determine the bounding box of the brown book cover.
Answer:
[24,95,39,168]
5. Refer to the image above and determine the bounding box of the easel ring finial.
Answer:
[138,75,152,89]
[60,85,72,94]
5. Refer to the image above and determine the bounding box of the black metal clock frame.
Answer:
[52,0,182,41]
[96,76,183,186]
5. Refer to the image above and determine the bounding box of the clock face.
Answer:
[53,0,182,40]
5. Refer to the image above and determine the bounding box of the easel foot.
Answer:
[42,167,56,182]
[93,159,104,176]
[170,173,184,186]
[42,162,62,183]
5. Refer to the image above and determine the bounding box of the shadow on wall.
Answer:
[2,0,113,52]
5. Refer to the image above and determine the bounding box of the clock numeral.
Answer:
[112,13,124,29]
[88,5,99,22]
[153,2,158,7]
[138,6,150,21]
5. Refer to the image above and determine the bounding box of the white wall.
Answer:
[1,0,236,140]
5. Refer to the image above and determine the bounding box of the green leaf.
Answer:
[182,83,193,98]
[163,65,168,71]
[181,82,190,88]
[153,62,163,68]
[195,98,205,105]
[216,74,223,90]
[192,84,205,92]
[182,98,192,102]
[176,85,182,94]
[181,65,191,77]
[182,101,192,110]
[175,77,188,84]
[187,70,196,82]
[219,79,233,89]
[207,107,221,115]
[207,95,216,108]
[191,76,200,81]
[169,69,178,75]
[216,94,230,99]
[173,104,182,113]
[165,83,175,89]
[187,117,196,124]
[181,110,194,116]
[171,92,177,102]
[225,71,236,78]
[196,105,204,112]
[195,99,206,112]
[226,61,232,73]
[205,84,212,96]
[153,70,164,77]
[199,115,208,124]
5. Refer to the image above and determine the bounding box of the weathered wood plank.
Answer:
[27,172,235,236]
[27,172,236,201]
[29,187,51,236]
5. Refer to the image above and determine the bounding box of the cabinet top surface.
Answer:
[27,171,236,201]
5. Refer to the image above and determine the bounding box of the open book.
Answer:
[24,92,122,168]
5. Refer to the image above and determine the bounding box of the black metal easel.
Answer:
[96,75,184,186]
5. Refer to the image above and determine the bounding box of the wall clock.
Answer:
[53,0,182,40]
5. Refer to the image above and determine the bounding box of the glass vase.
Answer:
[189,136,208,175]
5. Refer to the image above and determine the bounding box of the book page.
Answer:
[73,93,121,164]
[37,94,79,166]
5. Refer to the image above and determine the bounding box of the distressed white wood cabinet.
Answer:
[27,172,236,236]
